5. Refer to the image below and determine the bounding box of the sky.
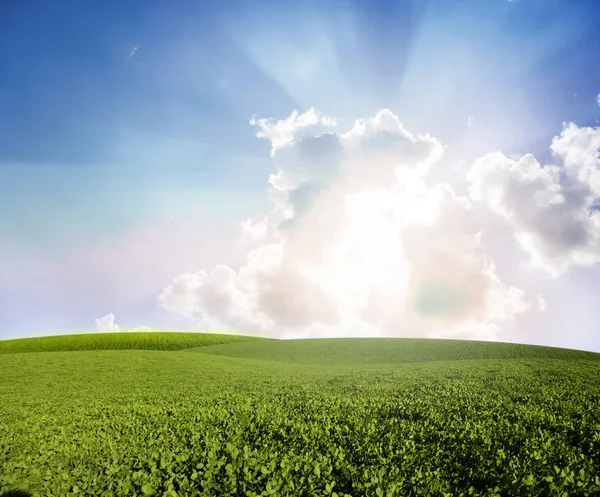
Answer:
[1,0,600,351]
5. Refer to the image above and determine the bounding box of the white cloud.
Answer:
[467,116,474,128]
[597,93,600,107]
[250,108,337,157]
[468,125,600,276]
[341,109,444,181]
[160,109,535,340]
[159,265,268,331]
[130,46,139,57]
[551,122,600,196]
[396,183,530,337]
[94,313,119,332]
[240,218,268,243]
[4,109,598,347]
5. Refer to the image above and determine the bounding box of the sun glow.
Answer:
[302,167,442,314]
[159,107,561,341]
[314,196,407,308]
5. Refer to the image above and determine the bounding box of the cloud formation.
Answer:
[160,110,600,340]
[468,125,600,276]
[157,109,600,340]
[250,108,337,157]
[551,123,600,196]
[94,313,119,332]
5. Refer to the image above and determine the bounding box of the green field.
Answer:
[0,331,266,354]
[187,337,600,365]
[1,332,600,497]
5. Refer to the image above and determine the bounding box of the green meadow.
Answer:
[1,332,600,496]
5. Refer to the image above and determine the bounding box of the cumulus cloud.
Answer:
[240,218,269,243]
[159,265,268,331]
[467,124,600,276]
[397,182,530,338]
[250,107,337,157]
[160,109,539,340]
[340,109,444,184]
[94,313,119,332]
[551,122,600,196]
[160,111,600,341]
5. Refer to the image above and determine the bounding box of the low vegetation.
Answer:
[1,333,600,496]
[191,336,600,365]
[0,331,266,355]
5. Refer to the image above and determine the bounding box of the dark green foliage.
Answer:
[1,337,600,496]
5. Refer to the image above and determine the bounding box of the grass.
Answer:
[1,332,600,496]
[189,337,600,365]
[0,331,267,354]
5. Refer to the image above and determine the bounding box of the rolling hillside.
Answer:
[2,332,600,496]
[2,332,598,363]
[0,331,267,354]
[188,337,600,365]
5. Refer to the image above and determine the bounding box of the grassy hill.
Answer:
[189,337,600,365]
[0,331,267,354]
[2,332,598,363]
[2,332,600,497]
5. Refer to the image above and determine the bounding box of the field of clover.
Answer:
[1,334,600,496]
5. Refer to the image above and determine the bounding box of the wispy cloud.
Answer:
[132,326,152,332]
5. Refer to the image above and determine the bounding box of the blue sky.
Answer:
[1,0,600,349]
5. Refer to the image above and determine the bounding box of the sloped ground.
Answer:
[189,337,600,365]
[1,334,600,496]
[0,331,267,354]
